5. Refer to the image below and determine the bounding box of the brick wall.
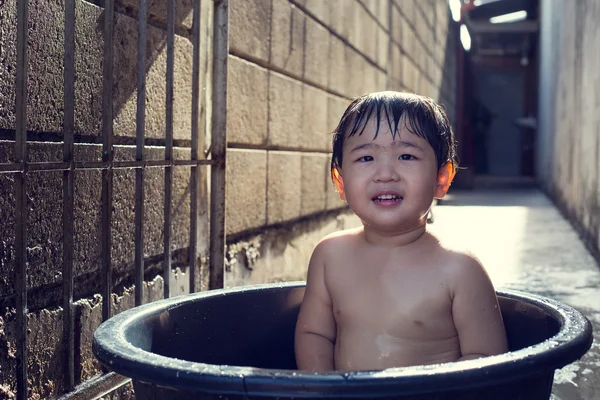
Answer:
[0,0,457,396]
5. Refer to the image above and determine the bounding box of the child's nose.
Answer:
[374,161,400,182]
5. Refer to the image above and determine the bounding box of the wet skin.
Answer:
[330,230,461,370]
[294,120,508,371]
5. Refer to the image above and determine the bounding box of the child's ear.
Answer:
[332,167,346,202]
[434,163,456,199]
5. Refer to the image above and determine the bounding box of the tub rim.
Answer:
[92,281,593,397]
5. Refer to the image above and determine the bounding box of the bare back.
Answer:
[295,227,508,371]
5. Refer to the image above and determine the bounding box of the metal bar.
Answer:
[163,0,175,299]
[62,0,76,390]
[0,159,215,174]
[15,0,29,397]
[209,0,229,290]
[189,0,200,293]
[52,372,130,400]
[134,0,147,307]
[101,0,115,322]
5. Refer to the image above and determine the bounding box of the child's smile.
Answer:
[372,191,403,206]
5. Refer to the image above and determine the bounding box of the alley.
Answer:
[428,186,600,400]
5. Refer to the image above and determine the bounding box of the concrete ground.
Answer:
[428,187,600,400]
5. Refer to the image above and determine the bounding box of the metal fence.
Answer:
[4,0,228,398]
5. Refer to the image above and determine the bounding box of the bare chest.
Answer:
[326,255,456,339]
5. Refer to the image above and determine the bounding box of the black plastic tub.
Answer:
[93,282,592,400]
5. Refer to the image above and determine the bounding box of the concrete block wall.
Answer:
[0,0,456,396]
[0,0,213,397]
[537,0,600,260]
[224,0,458,286]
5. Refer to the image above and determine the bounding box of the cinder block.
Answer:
[350,4,366,59]
[301,153,328,215]
[427,54,437,83]
[271,0,305,77]
[399,0,415,23]
[391,43,403,84]
[328,0,356,41]
[304,18,330,88]
[0,0,72,133]
[391,5,402,46]
[302,85,331,151]
[227,56,269,146]
[114,29,198,141]
[328,95,350,135]
[418,0,435,28]
[377,26,390,69]
[357,9,379,63]
[414,7,429,44]
[328,36,347,96]
[376,69,389,91]
[1,309,65,398]
[402,56,417,92]
[401,19,417,56]
[226,149,267,234]
[347,48,368,97]
[435,38,446,66]
[358,0,378,19]
[304,0,331,26]
[268,72,303,148]
[0,142,192,307]
[117,0,195,30]
[229,0,271,62]
[267,151,302,224]
[364,67,379,93]
[360,0,390,32]
[0,0,201,141]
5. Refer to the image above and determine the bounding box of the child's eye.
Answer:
[357,156,373,162]
[399,154,416,161]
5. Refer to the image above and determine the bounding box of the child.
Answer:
[294,91,508,371]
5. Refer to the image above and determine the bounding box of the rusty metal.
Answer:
[135,0,148,307]
[163,0,175,299]
[4,0,227,397]
[101,0,115,322]
[14,0,29,398]
[209,0,229,290]
[0,159,215,173]
[53,372,130,400]
[63,0,76,390]
[189,0,201,293]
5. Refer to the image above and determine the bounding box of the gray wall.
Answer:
[537,0,600,257]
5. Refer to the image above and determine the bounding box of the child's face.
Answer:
[336,117,444,232]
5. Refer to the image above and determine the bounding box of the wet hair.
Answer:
[331,91,458,178]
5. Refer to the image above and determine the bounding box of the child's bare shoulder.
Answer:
[314,227,363,255]
[434,239,492,294]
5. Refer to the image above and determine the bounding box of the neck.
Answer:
[361,222,428,248]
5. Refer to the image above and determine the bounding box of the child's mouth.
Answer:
[373,194,402,204]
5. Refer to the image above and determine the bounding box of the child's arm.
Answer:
[295,242,337,371]
[450,254,509,361]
